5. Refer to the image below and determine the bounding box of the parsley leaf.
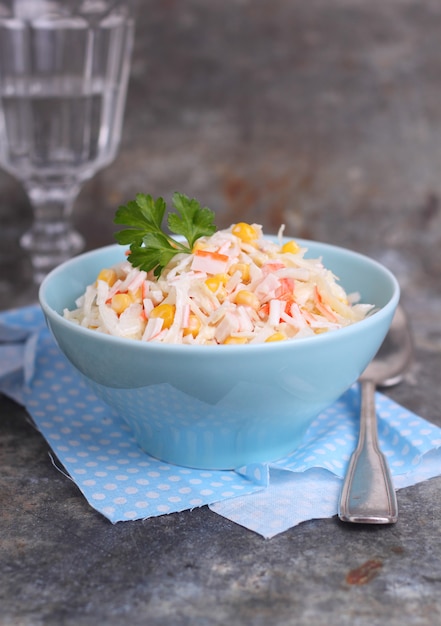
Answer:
[168,192,217,249]
[114,192,217,277]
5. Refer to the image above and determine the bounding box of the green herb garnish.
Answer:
[114,192,217,277]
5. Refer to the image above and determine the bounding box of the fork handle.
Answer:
[338,379,398,523]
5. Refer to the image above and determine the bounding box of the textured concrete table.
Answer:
[1,1,441,624]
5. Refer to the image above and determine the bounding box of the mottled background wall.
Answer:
[1,0,440,337]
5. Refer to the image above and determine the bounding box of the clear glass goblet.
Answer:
[0,0,134,283]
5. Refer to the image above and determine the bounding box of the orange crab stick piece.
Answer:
[191,249,230,275]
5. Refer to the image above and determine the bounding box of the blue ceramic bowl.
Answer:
[39,239,400,469]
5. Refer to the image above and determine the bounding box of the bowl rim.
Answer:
[39,238,400,355]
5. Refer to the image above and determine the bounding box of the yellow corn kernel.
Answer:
[314,328,328,335]
[205,273,228,292]
[265,332,286,342]
[192,241,206,253]
[232,222,258,244]
[234,290,260,310]
[281,240,300,255]
[183,313,201,337]
[223,336,248,345]
[228,262,251,283]
[111,293,132,314]
[150,303,176,329]
[97,268,117,287]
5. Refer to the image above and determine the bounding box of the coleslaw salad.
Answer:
[63,223,374,345]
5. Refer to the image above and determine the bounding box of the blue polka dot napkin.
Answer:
[1,305,440,538]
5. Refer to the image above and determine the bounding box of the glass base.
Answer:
[20,226,84,284]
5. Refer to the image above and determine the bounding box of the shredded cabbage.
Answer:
[63,225,374,345]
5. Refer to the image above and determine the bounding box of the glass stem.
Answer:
[20,182,85,283]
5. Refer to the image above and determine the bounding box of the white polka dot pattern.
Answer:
[25,334,266,521]
[1,305,441,537]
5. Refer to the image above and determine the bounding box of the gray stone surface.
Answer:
[1,0,441,624]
